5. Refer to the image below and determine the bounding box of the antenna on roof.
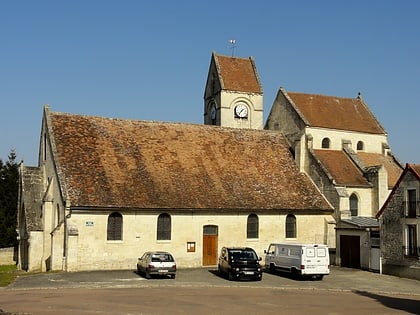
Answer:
[229,39,236,57]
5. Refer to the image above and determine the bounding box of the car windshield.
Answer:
[151,253,174,262]
[229,249,257,260]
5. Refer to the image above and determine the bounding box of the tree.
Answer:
[0,150,19,248]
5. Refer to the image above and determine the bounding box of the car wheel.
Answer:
[269,264,275,274]
[170,274,176,279]
[145,269,151,279]
[228,270,233,281]
[137,266,141,275]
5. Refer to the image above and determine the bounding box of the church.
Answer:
[17,51,399,272]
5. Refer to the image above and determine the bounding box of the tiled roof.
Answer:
[341,216,379,228]
[48,110,332,212]
[357,152,403,188]
[411,164,420,177]
[286,92,385,134]
[215,53,262,94]
[312,150,371,187]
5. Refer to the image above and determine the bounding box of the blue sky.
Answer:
[1,1,419,165]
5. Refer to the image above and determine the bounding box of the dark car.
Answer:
[137,251,176,279]
[218,246,262,281]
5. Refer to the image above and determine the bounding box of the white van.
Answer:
[264,243,330,280]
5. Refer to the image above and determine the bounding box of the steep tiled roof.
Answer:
[312,150,371,187]
[215,53,262,94]
[286,92,385,134]
[357,152,403,188]
[411,164,420,177]
[48,111,332,211]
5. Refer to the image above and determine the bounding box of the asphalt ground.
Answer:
[0,266,419,315]
[4,266,420,296]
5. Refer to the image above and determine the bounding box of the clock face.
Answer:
[210,106,216,120]
[235,103,248,118]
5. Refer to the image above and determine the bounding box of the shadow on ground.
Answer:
[355,290,420,314]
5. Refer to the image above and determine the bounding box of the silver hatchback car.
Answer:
[137,251,177,279]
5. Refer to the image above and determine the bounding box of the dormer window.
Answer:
[357,141,364,151]
[321,138,330,149]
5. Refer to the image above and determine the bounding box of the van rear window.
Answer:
[316,248,326,257]
[306,248,315,257]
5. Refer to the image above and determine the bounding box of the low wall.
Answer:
[0,247,15,265]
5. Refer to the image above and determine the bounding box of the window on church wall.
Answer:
[247,214,259,239]
[357,141,364,151]
[157,213,171,240]
[285,214,296,238]
[321,138,330,149]
[107,212,123,241]
[350,193,358,216]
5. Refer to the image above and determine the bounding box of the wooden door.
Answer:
[202,225,218,266]
[340,235,361,269]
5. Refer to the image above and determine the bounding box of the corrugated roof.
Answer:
[48,111,332,212]
[312,150,371,187]
[357,152,403,188]
[215,54,262,94]
[287,92,385,134]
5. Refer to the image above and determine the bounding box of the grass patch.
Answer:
[0,265,19,287]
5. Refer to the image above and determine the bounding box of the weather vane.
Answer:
[229,39,236,57]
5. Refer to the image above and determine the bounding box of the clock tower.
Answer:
[203,52,263,129]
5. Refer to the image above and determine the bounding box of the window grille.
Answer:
[107,212,122,240]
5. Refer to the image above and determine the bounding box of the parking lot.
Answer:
[5,266,420,296]
[1,266,419,315]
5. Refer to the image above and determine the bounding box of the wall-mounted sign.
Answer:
[85,221,94,227]
[187,242,196,252]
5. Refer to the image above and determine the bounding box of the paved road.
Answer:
[0,266,419,314]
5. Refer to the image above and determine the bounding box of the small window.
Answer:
[406,224,418,256]
[107,212,123,241]
[285,214,296,238]
[407,189,417,218]
[247,214,259,239]
[357,141,364,151]
[321,138,330,149]
[157,213,171,240]
[350,193,358,216]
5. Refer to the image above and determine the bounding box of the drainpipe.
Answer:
[63,201,71,272]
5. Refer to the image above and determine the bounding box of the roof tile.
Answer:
[49,111,331,212]
[216,54,262,94]
[287,92,385,134]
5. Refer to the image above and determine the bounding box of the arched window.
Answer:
[157,213,171,240]
[285,214,296,238]
[350,194,358,216]
[107,212,123,240]
[247,214,259,239]
[357,141,364,151]
[321,138,330,149]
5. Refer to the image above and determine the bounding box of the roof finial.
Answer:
[229,39,236,57]
[357,92,362,99]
